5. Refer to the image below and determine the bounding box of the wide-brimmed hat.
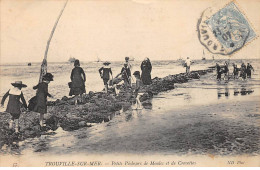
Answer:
[103,61,111,65]
[43,73,54,81]
[11,81,27,88]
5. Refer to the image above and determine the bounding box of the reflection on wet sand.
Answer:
[217,87,254,98]
[0,60,259,157]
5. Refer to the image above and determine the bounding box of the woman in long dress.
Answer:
[69,59,86,96]
[141,58,152,85]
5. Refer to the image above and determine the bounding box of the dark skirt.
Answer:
[217,73,221,79]
[34,105,47,114]
[141,71,152,85]
[247,71,251,78]
[33,93,47,114]
[69,86,86,96]
[6,95,22,119]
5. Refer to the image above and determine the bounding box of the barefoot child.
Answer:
[99,61,113,93]
[133,71,143,109]
[33,73,54,127]
[1,81,28,133]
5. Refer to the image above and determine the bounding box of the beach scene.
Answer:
[0,0,260,167]
[0,59,259,156]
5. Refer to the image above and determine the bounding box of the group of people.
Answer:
[97,57,153,93]
[1,57,256,133]
[216,62,254,81]
[69,57,153,95]
[97,57,152,109]
[1,57,153,133]
[1,73,54,133]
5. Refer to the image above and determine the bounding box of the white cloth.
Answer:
[9,87,22,95]
[185,59,191,67]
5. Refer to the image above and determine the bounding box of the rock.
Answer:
[89,91,95,97]
[142,101,152,109]
[68,99,76,105]
[61,96,69,101]
[0,67,215,147]
[235,138,245,144]
[60,118,81,131]
[45,115,59,131]
[78,121,86,127]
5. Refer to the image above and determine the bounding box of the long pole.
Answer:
[39,0,68,83]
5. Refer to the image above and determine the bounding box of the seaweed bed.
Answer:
[0,68,213,149]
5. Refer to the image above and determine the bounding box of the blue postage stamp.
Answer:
[198,1,257,55]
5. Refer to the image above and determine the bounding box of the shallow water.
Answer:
[1,59,259,156]
[0,59,249,100]
[1,59,260,156]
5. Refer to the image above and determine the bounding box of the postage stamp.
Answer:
[198,1,257,55]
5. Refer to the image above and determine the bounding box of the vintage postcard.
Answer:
[0,0,259,167]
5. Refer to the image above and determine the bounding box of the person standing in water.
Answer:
[141,58,152,85]
[184,57,191,74]
[33,73,54,127]
[125,56,132,69]
[117,63,131,87]
[246,63,254,78]
[223,61,229,80]
[240,63,247,80]
[125,57,132,86]
[69,59,86,97]
[99,61,113,93]
[216,63,222,81]
[133,71,143,109]
[1,81,27,133]
[233,63,239,79]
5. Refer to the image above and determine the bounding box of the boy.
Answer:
[133,71,143,109]
[99,61,113,93]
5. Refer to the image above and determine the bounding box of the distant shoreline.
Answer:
[0,58,259,66]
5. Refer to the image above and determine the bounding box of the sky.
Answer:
[1,0,260,63]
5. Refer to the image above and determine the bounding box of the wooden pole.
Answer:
[39,0,68,83]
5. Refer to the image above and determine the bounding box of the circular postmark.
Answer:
[198,2,255,55]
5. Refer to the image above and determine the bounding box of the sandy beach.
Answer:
[0,59,259,160]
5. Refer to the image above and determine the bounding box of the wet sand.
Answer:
[0,60,259,160]
[60,97,259,156]
[1,70,259,157]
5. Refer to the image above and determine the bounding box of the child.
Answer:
[33,73,54,127]
[223,61,229,81]
[246,63,254,78]
[99,61,113,93]
[240,63,247,80]
[216,63,222,81]
[108,74,123,96]
[119,63,131,87]
[125,57,132,86]
[184,57,191,74]
[133,71,143,109]
[1,81,28,133]
[233,63,239,79]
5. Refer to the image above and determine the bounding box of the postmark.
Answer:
[198,1,257,55]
